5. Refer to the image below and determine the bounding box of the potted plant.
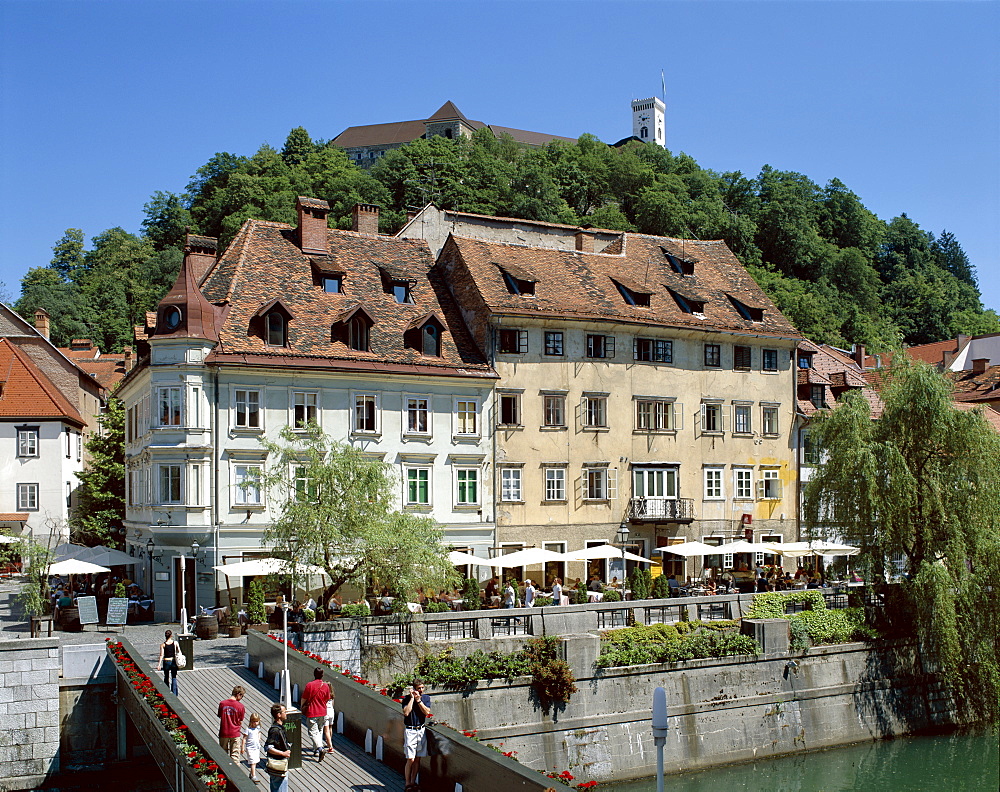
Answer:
[245,580,266,633]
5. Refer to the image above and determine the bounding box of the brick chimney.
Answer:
[183,233,219,284]
[33,309,50,339]
[123,346,134,372]
[972,358,990,374]
[575,232,594,253]
[851,344,866,368]
[296,196,331,255]
[352,203,380,236]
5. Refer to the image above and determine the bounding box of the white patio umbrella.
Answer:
[716,540,775,554]
[653,541,720,557]
[489,548,565,568]
[812,542,860,557]
[212,557,329,578]
[762,542,814,558]
[48,559,110,576]
[562,544,655,564]
[447,551,497,568]
[74,545,135,567]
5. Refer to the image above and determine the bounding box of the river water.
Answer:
[603,731,998,792]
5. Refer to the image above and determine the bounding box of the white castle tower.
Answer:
[631,97,666,148]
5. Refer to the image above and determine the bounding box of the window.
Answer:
[421,324,440,357]
[762,348,778,372]
[704,468,723,500]
[164,306,182,330]
[76,432,82,461]
[293,392,318,429]
[734,468,753,500]
[66,428,72,458]
[455,400,478,436]
[802,433,821,465]
[502,272,535,296]
[322,275,342,293]
[669,290,705,313]
[584,467,616,500]
[798,352,813,369]
[544,332,563,356]
[500,468,522,502]
[406,468,430,505]
[349,317,369,352]
[16,428,39,458]
[234,464,262,506]
[762,405,779,436]
[640,126,648,139]
[586,334,614,359]
[405,397,429,435]
[294,466,318,502]
[758,469,782,500]
[191,464,202,505]
[633,467,677,499]
[16,483,38,511]
[456,468,479,505]
[392,283,413,304]
[159,387,183,426]
[734,345,751,371]
[615,282,651,307]
[634,338,672,363]
[733,403,752,434]
[636,399,675,431]
[498,393,520,426]
[701,402,724,433]
[354,393,378,433]
[266,312,287,346]
[729,296,764,322]
[498,329,527,354]
[543,394,565,427]
[584,396,607,429]
[810,385,827,409]
[159,465,182,504]
[704,344,721,367]
[544,468,566,501]
[235,390,261,429]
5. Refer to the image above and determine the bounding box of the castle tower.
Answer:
[631,97,666,148]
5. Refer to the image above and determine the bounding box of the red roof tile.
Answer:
[0,339,85,426]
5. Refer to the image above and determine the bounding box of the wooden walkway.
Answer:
[177,663,405,792]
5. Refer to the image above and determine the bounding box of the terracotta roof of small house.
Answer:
[0,514,27,522]
[0,339,85,426]
[196,220,494,378]
[796,340,883,419]
[907,338,961,366]
[440,233,801,338]
[947,364,1000,404]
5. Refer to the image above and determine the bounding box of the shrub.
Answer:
[651,574,671,599]
[302,608,315,622]
[597,619,757,668]
[246,580,267,625]
[341,602,371,618]
[114,581,127,599]
[534,596,553,607]
[523,636,577,712]
[628,569,652,600]
[461,578,482,611]
[747,590,826,619]
[423,602,450,613]
[574,580,588,604]
[391,596,409,614]
[602,589,622,602]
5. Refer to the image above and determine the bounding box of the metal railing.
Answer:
[362,622,410,645]
[697,601,731,621]
[641,604,685,624]
[597,608,631,629]
[628,497,695,521]
[490,616,529,636]
[427,619,475,641]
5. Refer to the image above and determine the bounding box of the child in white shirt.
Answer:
[241,712,262,781]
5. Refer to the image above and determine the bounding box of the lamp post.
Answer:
[191,541,200,623]
[282,536,297,712]
[616,520,630,586]
[652,686,667,792]
[146,538,154,598]
[179,552,188,632]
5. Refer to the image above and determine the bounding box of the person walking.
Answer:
[523,579,535,608]
[402,678,432,791]
[264,703,291,792]
[156,629,179,695]
[503,579,516,609]
[301,667,330,761]
[218,686,246,765]
[550,578,563,606]
[322,678,336,755]
[241,712,263,782]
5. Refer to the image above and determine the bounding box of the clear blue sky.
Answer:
[1,1,997,315]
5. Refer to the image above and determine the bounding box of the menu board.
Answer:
[76,595,99,625]
[106,597,129,626]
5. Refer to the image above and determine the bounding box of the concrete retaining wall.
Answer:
[0,638,61,789]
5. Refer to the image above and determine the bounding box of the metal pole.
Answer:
[652,686,667,792]
[283,604,291,710]
[179,554,187,632]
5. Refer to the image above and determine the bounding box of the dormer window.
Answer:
[164,306,182,330]
[798,352,814,369]
[266,312,286,347]
[377,264,416,304]
[496,263,537,297]
[393,283,413,304]
[405,313,445,357]
[349,317,369,352]
[669,289,706,315]
[614,280,651,307]
[728,295,764,322]
[322,275,342,294]
[661,247,695,275]
[331,304,374,352]
[422,324,440,356]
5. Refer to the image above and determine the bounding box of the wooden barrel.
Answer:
[60,607,82,632]
[195,614,218,640]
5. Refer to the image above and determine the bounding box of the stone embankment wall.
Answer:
[0,638,61,789]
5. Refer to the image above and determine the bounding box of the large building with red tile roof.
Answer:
[119,201,498,617]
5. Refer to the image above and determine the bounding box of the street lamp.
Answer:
[191,541,200,622]
[282,537,297,712]
[616,520,630,585]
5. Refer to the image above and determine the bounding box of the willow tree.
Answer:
[804,361,1000,723]
[260,425,457,601]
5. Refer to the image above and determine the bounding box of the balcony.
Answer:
[628,497,695,523]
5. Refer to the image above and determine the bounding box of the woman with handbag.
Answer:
[264,703,291,792]
[155,629,180,695]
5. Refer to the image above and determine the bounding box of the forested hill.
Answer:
[16,126,999,354]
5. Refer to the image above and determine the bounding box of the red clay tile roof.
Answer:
[0,514,27,522]
[907,338,960,366]
[485,124,576,146]
[441,233,801,339]
[0,339,85,426]
[74,357,128,391]
[197,221,494,378]
[151,251,223,342]
[947,364,1000,404]
[796,340,883,419]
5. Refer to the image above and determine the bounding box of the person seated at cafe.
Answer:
[484,576,500,605]
[794,566,807,580]
[54,589,74,624]
[704,578,717,594]
[587,575,603,592]
[609,576,621,589]
[326,594,342,614]
[377,590,393,615]
[667,575,681,597]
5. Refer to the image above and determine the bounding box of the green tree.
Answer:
[804,362,1000,723]
[50,228,86,282]
[141,191,192,251]
[15,267,92,346]
[73,398,125,547]
[260,426,457,600]
[281,126,317,167]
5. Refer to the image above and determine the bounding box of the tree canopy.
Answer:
[72,397,126,547]
[260,425,457,600]
[804,362,1000,723]
[14,126,999,352]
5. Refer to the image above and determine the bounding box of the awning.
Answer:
[562,544,655,564]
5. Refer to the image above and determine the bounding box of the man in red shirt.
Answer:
[301,667,330,761]
[217,685,246,763]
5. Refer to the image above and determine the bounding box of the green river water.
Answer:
[604,732,998,792]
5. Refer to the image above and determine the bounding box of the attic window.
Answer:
[404,313,445,357]
[266,312,287,347]
[392,283,413,304]
[164,306,182,330]
[322,275,342,294]
[422,324,440,356]
[661,247,695,275]
[349,317,369,352]
[669,290,706,315]
[728,295,764,322]
[502,272,535,296]
[615,282,650,307]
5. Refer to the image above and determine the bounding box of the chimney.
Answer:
[33,309,50,339]
[851,343,866,368]
[183,233,219,284]
[972,358,989,374]
[123,346,134,372]
[296,196,331,255]
[352,203,380,236]
[575,232,594,253]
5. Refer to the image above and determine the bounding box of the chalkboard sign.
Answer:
[76,595,99,625]
[106,597,129,626]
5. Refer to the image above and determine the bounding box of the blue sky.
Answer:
[1,1,997,316]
